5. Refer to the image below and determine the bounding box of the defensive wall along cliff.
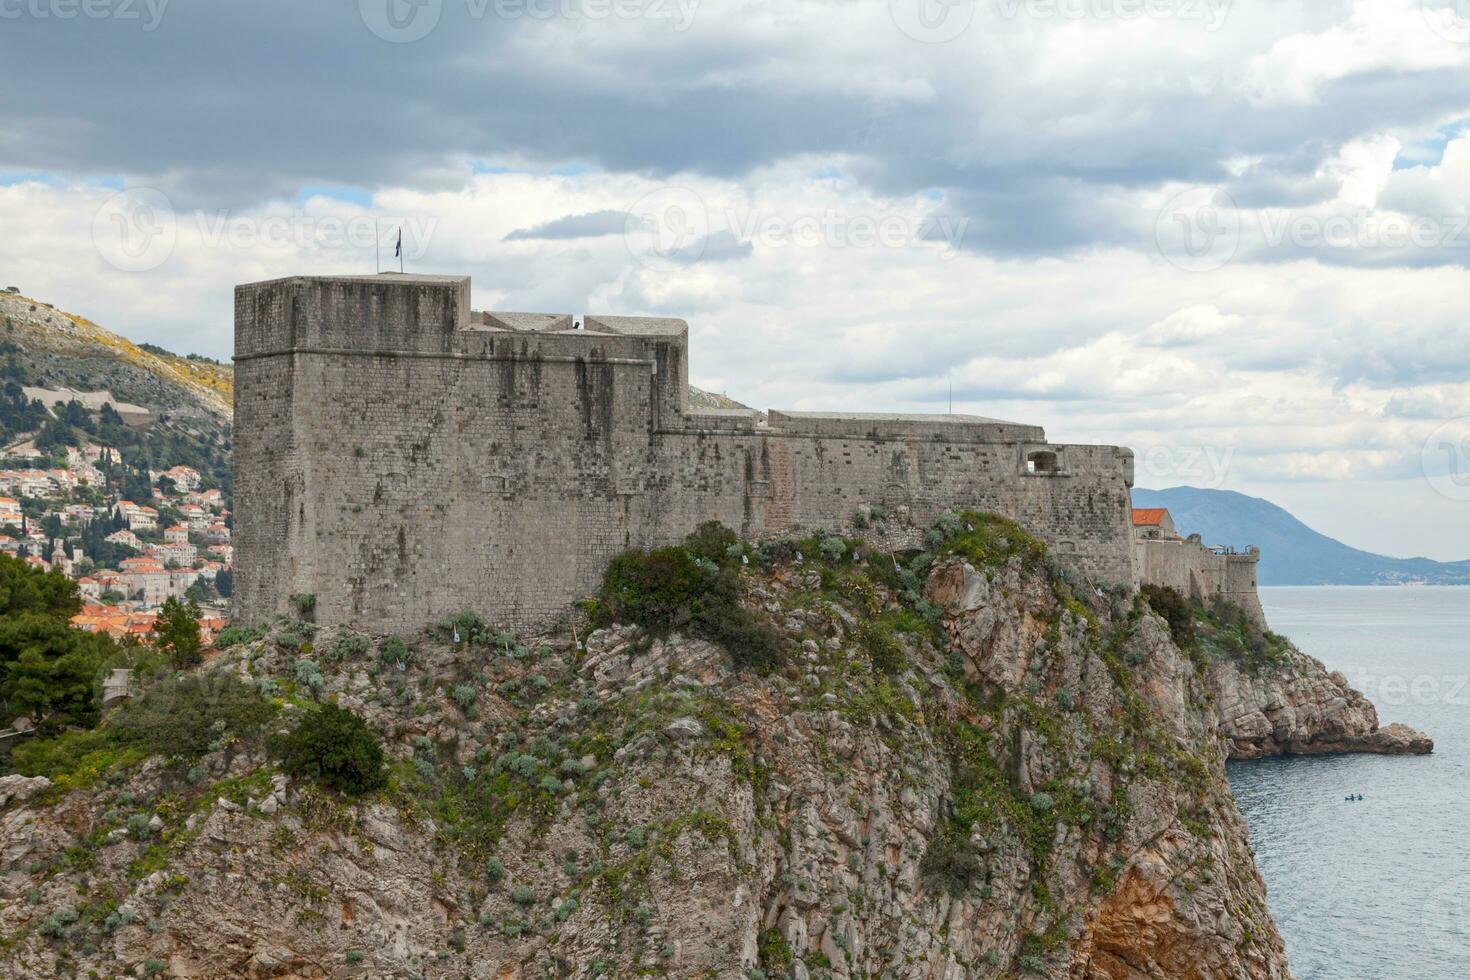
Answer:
[234,273,1138,632]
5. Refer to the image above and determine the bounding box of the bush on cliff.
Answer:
[1140,584,1196,649]
[109,672,275,759]
[594,523,782,673]
[10,671,275,787]
[274,702,387,795]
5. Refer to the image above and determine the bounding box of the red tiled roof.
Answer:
[1131,508,1170,526]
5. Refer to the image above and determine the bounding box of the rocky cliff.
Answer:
[0,516,1424,978]
[1202,637,1432,760]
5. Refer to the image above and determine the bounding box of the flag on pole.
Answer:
[395,228,402,258]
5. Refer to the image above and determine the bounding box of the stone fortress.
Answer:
[233,273,1259,632]
[1132,508,1265,627]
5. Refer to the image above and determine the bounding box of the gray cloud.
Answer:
[504,210,628,240]
[2,2,1467,272]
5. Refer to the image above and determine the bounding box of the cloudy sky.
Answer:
[3,0,1470,558]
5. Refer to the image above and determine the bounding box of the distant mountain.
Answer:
[1133,486,1470,586]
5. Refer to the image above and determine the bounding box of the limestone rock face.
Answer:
[3,549,1389,979]
[1207,645,1433,758]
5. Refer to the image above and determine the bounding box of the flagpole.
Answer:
[399,227,404,273]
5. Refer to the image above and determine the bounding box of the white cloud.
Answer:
[2,1,1470,558]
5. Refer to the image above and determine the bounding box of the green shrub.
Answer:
[109,672,275,759]
[485,856,505,881]
[330,634,369,662]
[758,927,794,972]
[438,610,490,645]
[595,527,782,673]
[39,906,79,937]
[919,826,983,896]
[215,624,266,650]
[818,536,848,563]
[294,658,324,695]
[289,593,317,619]
[379,635,410,668]
[1141,585,1196,648]
[273,703,386,795]
[143,959,167,975]
[511,885,535,906]
[858,621,906,675]
[683,520,739,565]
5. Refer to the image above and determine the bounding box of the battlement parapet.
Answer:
[766,410,1044,444]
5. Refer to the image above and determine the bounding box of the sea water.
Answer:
[1227,586,1470,980]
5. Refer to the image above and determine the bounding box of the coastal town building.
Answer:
[116,500,159,530]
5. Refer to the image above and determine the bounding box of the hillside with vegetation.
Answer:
[0,515,1338,979]
[0,293,229,420]
[0,293,231,497]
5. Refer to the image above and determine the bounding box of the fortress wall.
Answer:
[235,275,1137,632]
[1137,538,1266,628]
[640,432,1135,585]
[1223,555,1266,626]
[264,344,659,630]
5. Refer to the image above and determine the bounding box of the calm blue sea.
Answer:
[1228,587,1470,980]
